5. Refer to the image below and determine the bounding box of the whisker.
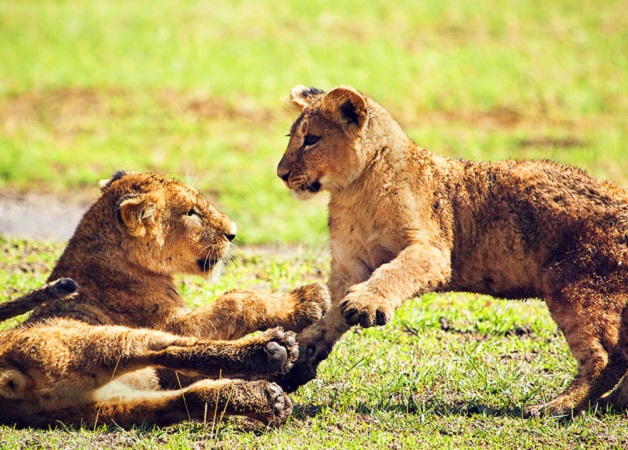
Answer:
[191,176,212,191]
[198,243,213,256]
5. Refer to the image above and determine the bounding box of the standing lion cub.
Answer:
[275,85,628,416]
[0,171,330,427]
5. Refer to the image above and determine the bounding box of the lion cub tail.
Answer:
[0,278,78,322]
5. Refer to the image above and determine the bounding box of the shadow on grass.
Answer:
[360,399,524,419]
[293,398,523,419]
[295,396,628,424]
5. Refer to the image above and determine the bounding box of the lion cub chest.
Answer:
[329,204,405,282]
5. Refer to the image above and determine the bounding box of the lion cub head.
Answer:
[94,171,237,277]
[277,85,372,200]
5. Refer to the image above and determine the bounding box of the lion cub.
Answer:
[0,171,330,427]
[275,85,628,416]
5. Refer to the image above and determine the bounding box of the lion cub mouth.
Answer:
[197,258,221,272]
[302,180,321,193]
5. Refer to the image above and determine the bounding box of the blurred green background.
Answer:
[0,0,626,244]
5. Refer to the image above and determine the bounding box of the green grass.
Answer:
[0,0,626,244]
[1,236,627,449]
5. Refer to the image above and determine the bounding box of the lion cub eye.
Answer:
[303,134,320,147]
[185,208,200,217]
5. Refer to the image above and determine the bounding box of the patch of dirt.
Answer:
[0,87,114,119]
[0,258,52,276]
[446,107,524,128]
[398,107,526,130]
[156,89,280,123]
[0,87,283,135]
[0,87,119,137]
[397,106,591,132]
[499,350,539,364]
[0,189,90,241]
[518,136,585,148]
[503,325,534,337]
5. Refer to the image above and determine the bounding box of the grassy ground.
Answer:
[1,237,627,449]
[1,0,627,448]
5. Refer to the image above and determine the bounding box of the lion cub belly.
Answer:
[451,244,544,299]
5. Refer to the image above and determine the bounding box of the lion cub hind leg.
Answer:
[93,379,292,426]
[0,323,296,404]
[595,373,628,412]
[525,284,628,417]
[0,379,291,427]
[596,304,628,411]
[152,328,299,379]
[0,321,199,404]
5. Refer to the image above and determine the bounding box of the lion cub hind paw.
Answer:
[262,382,293,425]
[246,382,293,425]
[266,341,288,364]
[48,278,79,297]
[257,328,298,375]
[292,283,331,312]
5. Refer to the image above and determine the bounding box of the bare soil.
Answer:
[0,189,89,241]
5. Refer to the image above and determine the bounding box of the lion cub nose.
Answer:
[277,169,291,182]
[225,222,237,242]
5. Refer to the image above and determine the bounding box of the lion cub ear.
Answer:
[290,85,325,111]
[321,86,368,129]
[99,170,138,193]
[118,193,165,245]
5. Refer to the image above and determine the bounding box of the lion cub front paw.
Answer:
[254,328,299,375]
[339,290,395,328]
[286,283,331,332]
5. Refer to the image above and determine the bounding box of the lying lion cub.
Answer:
[276,85,628,416]
[0,171,330,427]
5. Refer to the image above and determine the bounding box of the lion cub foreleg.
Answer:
[276,244,451,392]
[167,283,330,340]
[339,244,451,327]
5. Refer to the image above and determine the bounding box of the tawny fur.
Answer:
[275,85,628,416]
[0,171,330,427]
